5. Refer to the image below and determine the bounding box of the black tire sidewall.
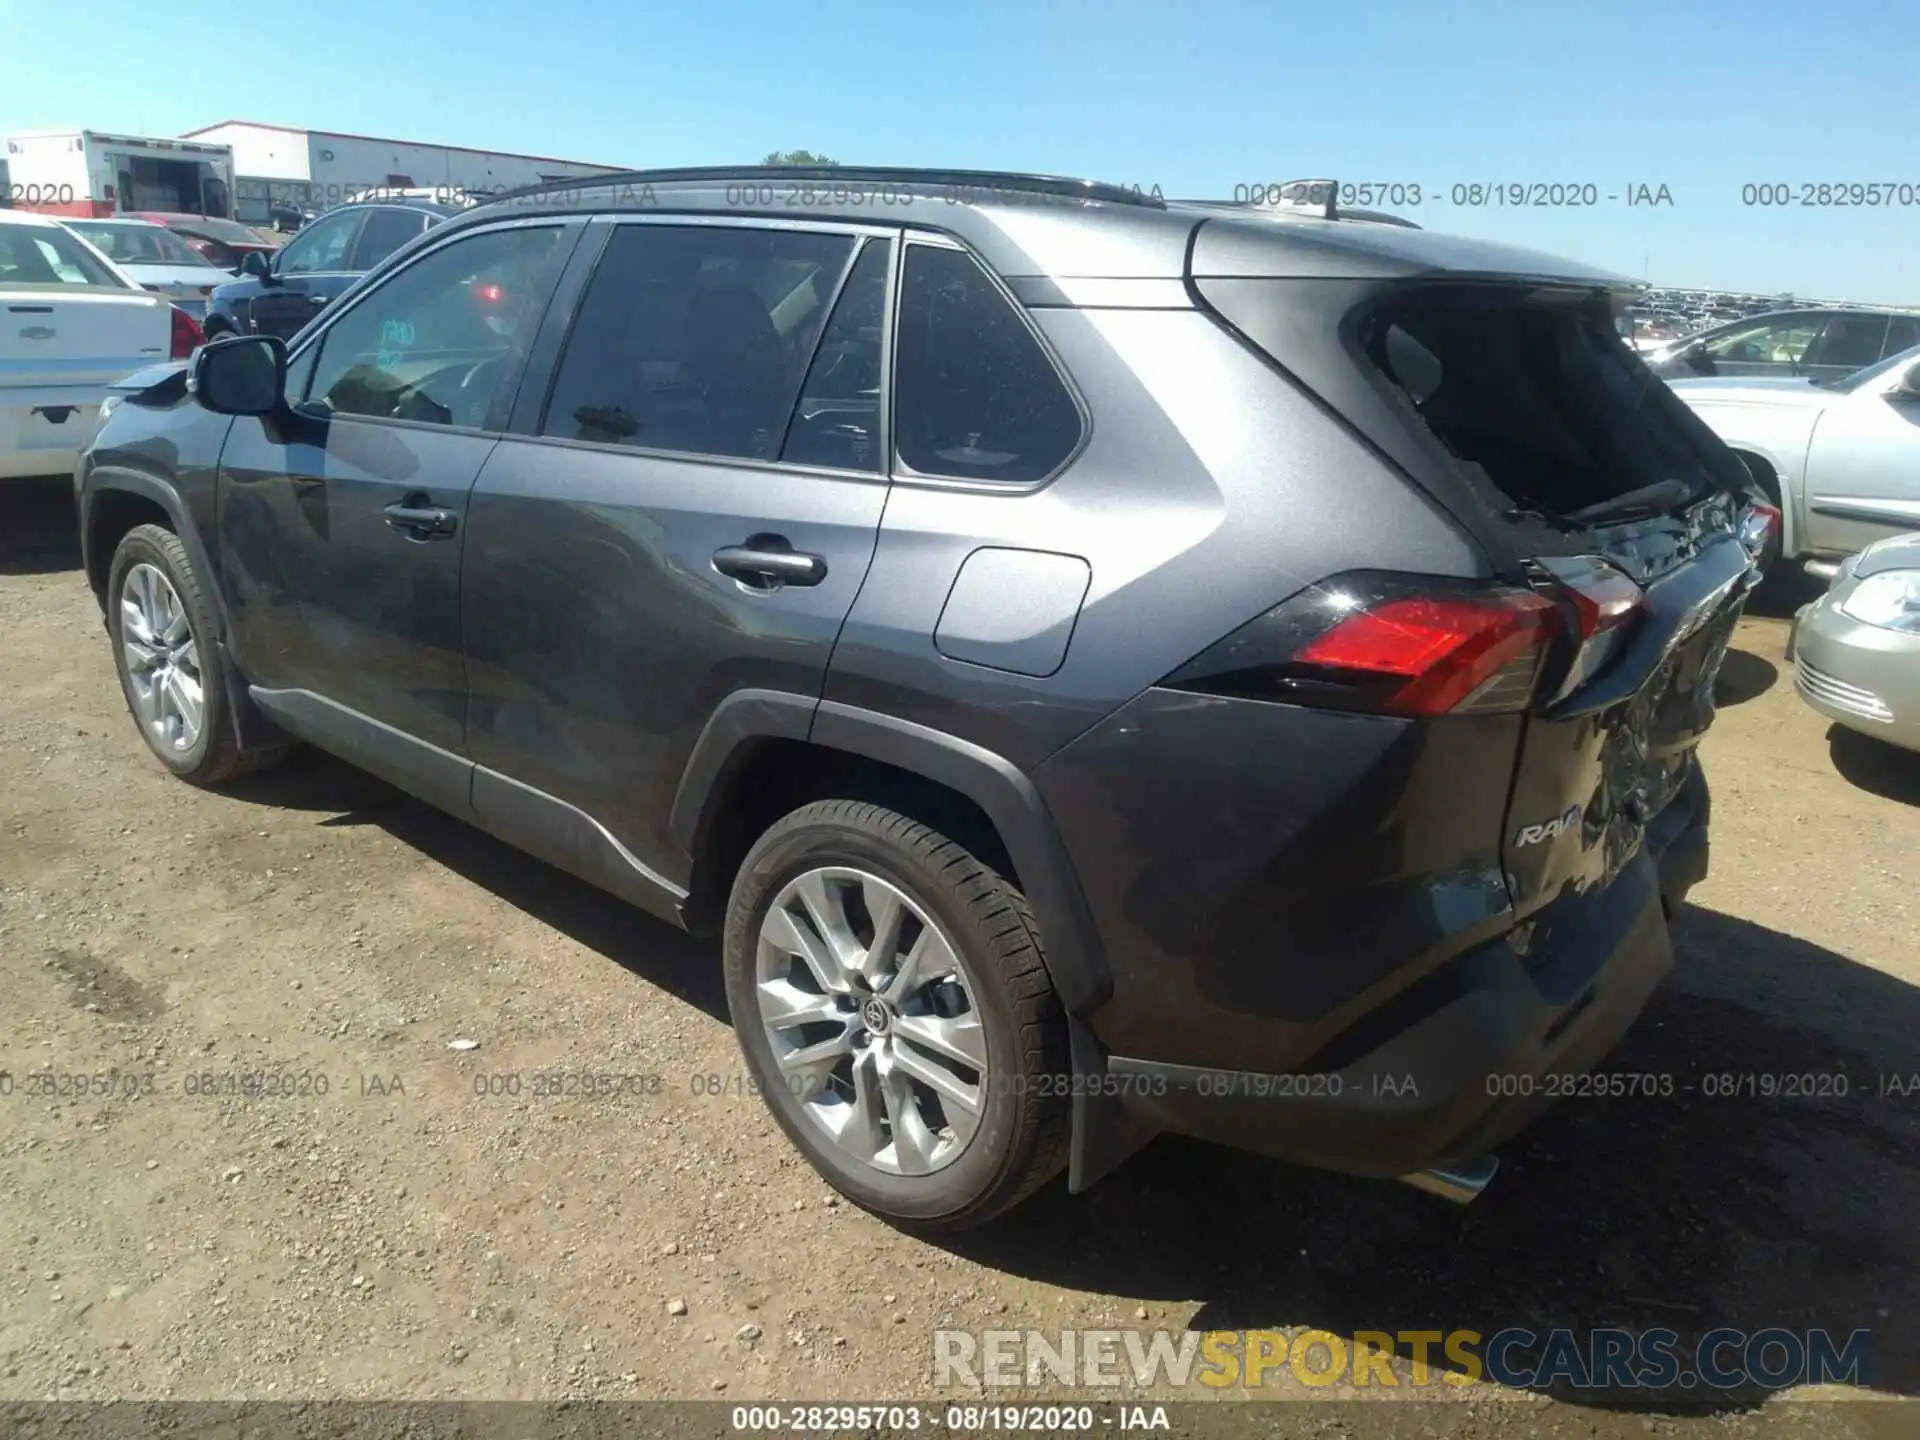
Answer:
[723,814,1034,1224]
[107,528,224,779]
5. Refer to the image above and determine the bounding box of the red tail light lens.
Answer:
[170,305,205,359]
[1165,566,1653,718]
[1738,501,1781,557]
[1296,592,1558,715]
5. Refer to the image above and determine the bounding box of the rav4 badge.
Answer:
[1516,804,1582,847]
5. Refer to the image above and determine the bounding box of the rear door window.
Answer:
[1804,313,1890,372]
[278,210,364,275]
[351,208,428,270]
[892,244,1082,484]
[1883,316,1920,358]
[1701,316,1822,366]
[540,223,855,461]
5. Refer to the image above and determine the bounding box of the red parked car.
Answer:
[124,212,279,273]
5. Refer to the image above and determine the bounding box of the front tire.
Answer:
[722,800,1071,1229]
[107,523,287,785]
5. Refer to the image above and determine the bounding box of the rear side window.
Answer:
[1884,316,1920,357]
[542,224,855,462]
[0,224,125,287]
[893,245,1082,484]
[352,208,426,270]
[1365,289,1731,520]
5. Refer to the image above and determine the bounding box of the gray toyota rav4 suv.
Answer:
[77,167,1761,1229]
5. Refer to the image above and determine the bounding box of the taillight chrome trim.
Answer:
[1531,555,1648,705]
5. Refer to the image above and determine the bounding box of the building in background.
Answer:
[4,130,236,217]
[179,120,622,223]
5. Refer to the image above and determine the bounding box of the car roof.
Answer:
[0,210,68,228]
[61,216,166,228]
[454,165,1633,287]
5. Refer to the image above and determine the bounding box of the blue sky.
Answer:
[4,0,1914,300]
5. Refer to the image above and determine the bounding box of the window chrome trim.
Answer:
[601,211,900,241]
[478,428,893,486]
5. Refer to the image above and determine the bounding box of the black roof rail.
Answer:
[476,165,1167,210]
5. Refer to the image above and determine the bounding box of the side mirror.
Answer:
[1902,362,1920,397]
[240,250,275,282]
[191,335,287,416]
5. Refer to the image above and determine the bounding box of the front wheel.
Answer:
[722,800,1071,1229]
[107,523,288,785]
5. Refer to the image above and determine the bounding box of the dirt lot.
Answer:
[2,476,1916,1436]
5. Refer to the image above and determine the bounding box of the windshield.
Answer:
[68,222,217,268]
[1820,340,1920,394]
[0,221,129,288]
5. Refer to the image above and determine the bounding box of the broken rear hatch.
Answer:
[1194,260,1762,935]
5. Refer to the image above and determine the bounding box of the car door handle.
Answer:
[713,543,827,588]
[383,501,458,540]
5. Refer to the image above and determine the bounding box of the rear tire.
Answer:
[722,800,1071,1230]
[107,524,291,785]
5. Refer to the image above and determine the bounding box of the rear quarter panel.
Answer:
[824,304,1487,771]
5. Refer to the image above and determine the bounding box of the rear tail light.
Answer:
[1166,564,1646,718]
[1738,501,1781,557]
[1295,593,1557,715]
[170,304,205,359]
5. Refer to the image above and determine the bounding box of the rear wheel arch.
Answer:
[1727,448,1797,557]
[1730,448,1782,506]
[674,697,1110,1019]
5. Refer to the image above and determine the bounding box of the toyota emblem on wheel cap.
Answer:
[860,998,891,1033]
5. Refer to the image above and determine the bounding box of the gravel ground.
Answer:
[1,477,1916,1437]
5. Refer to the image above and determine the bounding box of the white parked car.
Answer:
[1,212,193,481]
[56,216,229,320]
[1670,344,1920,575]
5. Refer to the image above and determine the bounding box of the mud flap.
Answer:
[1065,1014,1158,1193]
[217,639,293,755]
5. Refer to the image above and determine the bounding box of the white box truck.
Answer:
[4,131,236,219]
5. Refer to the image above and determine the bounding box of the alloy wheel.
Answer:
[755,866,988,1176]
[120,562,204,754]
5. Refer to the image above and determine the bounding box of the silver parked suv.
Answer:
[77,167,1762,1228]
